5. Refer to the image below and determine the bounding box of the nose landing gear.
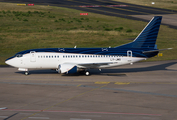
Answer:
[18,68,29,75]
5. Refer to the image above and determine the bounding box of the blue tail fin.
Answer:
[116,16,162,49]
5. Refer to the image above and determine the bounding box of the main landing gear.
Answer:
[25,71,29,75]
[85,71,90,76]
[79,70,90,76]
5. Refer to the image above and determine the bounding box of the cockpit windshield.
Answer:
[16,54,23,58]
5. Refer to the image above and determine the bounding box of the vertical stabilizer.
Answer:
[117,16,162,49]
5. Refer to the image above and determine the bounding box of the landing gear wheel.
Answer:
[25,71,29,75]
[85,71,90,76]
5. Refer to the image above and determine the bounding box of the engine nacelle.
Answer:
[58,63,78,74]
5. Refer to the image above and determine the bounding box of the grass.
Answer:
[0,2,177,65]
[113,0,177,11]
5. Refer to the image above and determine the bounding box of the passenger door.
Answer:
[30,51,36,62]
[127,50,132,62]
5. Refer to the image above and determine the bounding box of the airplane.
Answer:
[5,16,172,76]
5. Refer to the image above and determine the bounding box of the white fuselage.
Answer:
[6,52,146,72]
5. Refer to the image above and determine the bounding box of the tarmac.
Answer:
[0,60,177,120]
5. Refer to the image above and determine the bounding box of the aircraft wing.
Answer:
[60,62,115,74]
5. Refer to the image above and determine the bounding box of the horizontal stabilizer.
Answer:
[143,48,172,53]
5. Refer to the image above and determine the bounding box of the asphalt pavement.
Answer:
[0,60,177,120]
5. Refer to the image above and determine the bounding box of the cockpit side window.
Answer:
[16,54,23,58]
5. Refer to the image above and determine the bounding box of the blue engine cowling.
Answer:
[58,63,78,74]
[67,66,77,74]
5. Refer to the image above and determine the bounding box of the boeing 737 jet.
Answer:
[5,16,171,75]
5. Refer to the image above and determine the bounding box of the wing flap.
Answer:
[78,62,115,68]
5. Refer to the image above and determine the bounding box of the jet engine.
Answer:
[58,63,78,74]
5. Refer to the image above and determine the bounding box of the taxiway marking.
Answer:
[70,118,91,120]
[95,82,110,84]
[3,109,161,116]
[96,0,150,15]
[77,84,82,87]
[67,0,126,16]
[0,116,8,118]
[1,80,177,86]
[97,0,175,14]
[28,117,49,119]
[115,82,130,85]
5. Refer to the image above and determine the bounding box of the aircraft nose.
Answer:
[5,59,15,67]
[5,59,12,66]
[5,60,8,64]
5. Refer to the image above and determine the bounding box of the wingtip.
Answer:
[167,48,173,50]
